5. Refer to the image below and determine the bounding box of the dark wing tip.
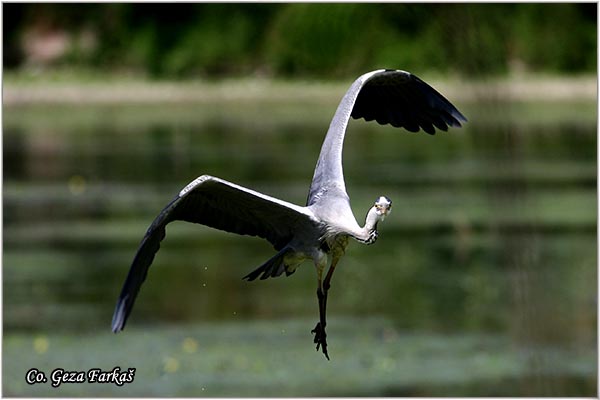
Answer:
[111,294,129,333]
[110,196,176,334]
[351,69,467,135]
[453,109,468,123]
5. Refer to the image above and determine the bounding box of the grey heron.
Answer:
[111,69,467,359]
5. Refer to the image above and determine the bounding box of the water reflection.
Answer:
[3,97,596,396]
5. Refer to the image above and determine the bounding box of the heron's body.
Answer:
[112,69,466,359]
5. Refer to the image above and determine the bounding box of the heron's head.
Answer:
[362,196,392,244]
[374,196,392,221]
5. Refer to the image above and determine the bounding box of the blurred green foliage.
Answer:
[3,3,596,79]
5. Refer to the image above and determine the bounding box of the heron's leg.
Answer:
[311,258,330,359]
[320,255,340,331]
[323,254,339,293]
[311,255,341,360]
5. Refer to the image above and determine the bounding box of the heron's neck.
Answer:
[362,206,380,233]
[306,78,366,206]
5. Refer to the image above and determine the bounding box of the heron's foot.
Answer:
[311,322,329,360]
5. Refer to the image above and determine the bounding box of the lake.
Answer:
[3,81,597,396]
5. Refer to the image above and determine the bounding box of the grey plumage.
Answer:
[111,69,466,359]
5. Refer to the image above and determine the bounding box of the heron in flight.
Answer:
[112,69,466,359]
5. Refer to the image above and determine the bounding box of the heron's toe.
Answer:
[311,322,329,360]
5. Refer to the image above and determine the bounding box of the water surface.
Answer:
[3,92,596,396]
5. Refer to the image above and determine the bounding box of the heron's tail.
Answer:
[243,247,297,281]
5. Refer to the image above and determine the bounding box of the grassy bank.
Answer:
[3,72,596,106]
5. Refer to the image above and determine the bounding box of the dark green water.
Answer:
[3,94,597,396]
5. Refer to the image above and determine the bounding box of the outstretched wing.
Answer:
[307,69,467,206]
[112,175,317,332]
[351,70,467,133]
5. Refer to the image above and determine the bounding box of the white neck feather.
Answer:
[366,206,381,229]
[361,206,381,237]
